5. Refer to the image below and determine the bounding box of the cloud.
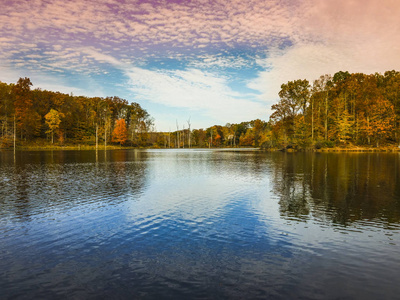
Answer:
[188,54,254,70]
[126,67,266,127]
[249,0,400,110]
[0,64,104,97]
[0,0,300,80]
[81,48,125,68]
[50,48,267,128]
[0,0,297,59]
[248,43,352,104]
[2,0,400,128]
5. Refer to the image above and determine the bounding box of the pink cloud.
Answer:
[2,0,399,115]
[1,0,296,54]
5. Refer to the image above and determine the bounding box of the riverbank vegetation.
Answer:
[266,70,400,150]
[1,70,400,150]
[152,70,400,150]
[0,77,154,149]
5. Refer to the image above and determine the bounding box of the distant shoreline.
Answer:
[2,144,400,152]
[269,146,400,153]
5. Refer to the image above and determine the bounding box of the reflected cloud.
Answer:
[125,150,272,224]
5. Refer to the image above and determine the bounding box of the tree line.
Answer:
[150,70,400,149]
[267,70,400,148]
[149,119,268,148]
[0,77,271,149]
[2,70,400,149]
[0,77,154,148]
[152,70,400,149]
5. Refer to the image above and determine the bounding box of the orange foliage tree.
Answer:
[112,118,128,145]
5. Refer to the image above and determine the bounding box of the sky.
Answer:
[1,0,400,131]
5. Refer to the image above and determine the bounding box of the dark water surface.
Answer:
[1,149,400,299]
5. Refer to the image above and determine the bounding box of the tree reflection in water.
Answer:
[0,150,149,220]
[270,152,400,227]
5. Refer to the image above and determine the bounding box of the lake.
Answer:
[1,149,400,299]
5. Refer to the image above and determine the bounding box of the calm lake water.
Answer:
[1,149,400,299]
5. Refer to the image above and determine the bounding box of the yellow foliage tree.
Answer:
[45,109,64,144]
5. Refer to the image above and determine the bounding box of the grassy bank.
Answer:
[313,146,400,152]
[2,139,400,152]
[263,145,400,152]
[0,139,138,151]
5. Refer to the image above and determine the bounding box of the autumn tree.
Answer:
[126,102,153,146]
[13,77,40,139]
[312,75,332,140]
[0,82,14,144]
[112,118,128,146]
[272,79,310,143]
[336,110,354,143]
[239,129,254,146]
[252,119,264,147]
[368,97,395,147]
[45,109,64,144]
[380,70,400,142]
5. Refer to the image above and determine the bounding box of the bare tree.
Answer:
[182,124,185,148]
[176,120,179,148]
[96,124,98,149]
[187,117,191,148]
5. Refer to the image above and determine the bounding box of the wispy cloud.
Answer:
[125,66,265,123]
[0,0,296,58]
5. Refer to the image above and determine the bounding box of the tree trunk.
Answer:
[311,97,314,141]
[182,129,184,148]
[96,124,98,149]
[105,125,107,149]
[13,115,16,150]
[325,92,328,140]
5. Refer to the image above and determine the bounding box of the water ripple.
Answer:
[1,150,400,299]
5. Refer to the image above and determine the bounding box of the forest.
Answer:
[0,77,154,148]
[267,70,400,149]
[1,70,400,149]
